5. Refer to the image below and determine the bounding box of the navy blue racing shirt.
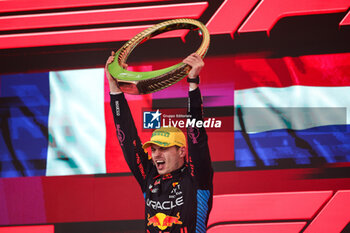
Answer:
[110,88,213,233]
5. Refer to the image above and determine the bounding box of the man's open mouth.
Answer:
[156,160,165,170]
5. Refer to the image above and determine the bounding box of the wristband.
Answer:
[187,76,200,84]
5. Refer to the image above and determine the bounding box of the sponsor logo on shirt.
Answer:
[147,212,183,230]
[146,196,184,210]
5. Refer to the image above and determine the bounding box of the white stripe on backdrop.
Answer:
[234,86,350,133]
[46,68,106,176]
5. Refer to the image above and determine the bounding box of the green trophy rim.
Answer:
[108,49,184,81]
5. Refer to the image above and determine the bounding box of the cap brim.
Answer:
[142,140,173,149]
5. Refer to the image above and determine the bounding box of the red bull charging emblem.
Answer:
[147,212,182,230]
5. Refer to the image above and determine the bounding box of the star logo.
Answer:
[143,109,162,129]
[150,109,161,122]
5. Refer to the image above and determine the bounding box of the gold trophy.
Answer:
[108,18,210,94]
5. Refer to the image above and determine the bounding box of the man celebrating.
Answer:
[106,52,213,233]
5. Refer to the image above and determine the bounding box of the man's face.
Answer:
[151,144,185,175]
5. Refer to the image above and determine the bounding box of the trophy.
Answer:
[108,18,210,95]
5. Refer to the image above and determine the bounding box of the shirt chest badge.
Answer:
[169,182,182,198]
[149,179,161,193]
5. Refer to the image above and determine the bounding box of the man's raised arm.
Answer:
[183,54,213,189]
[106,52,151,191]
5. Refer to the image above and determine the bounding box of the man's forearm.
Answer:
[189,83,198,91]
[106,71,122,94]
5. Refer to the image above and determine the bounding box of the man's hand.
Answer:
[105,51,127,94]
[183,53,204,78]
[183,53,204,90]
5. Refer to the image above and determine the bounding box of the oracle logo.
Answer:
[0,0,349,49]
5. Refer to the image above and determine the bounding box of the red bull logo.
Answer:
[147,212,182,230]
